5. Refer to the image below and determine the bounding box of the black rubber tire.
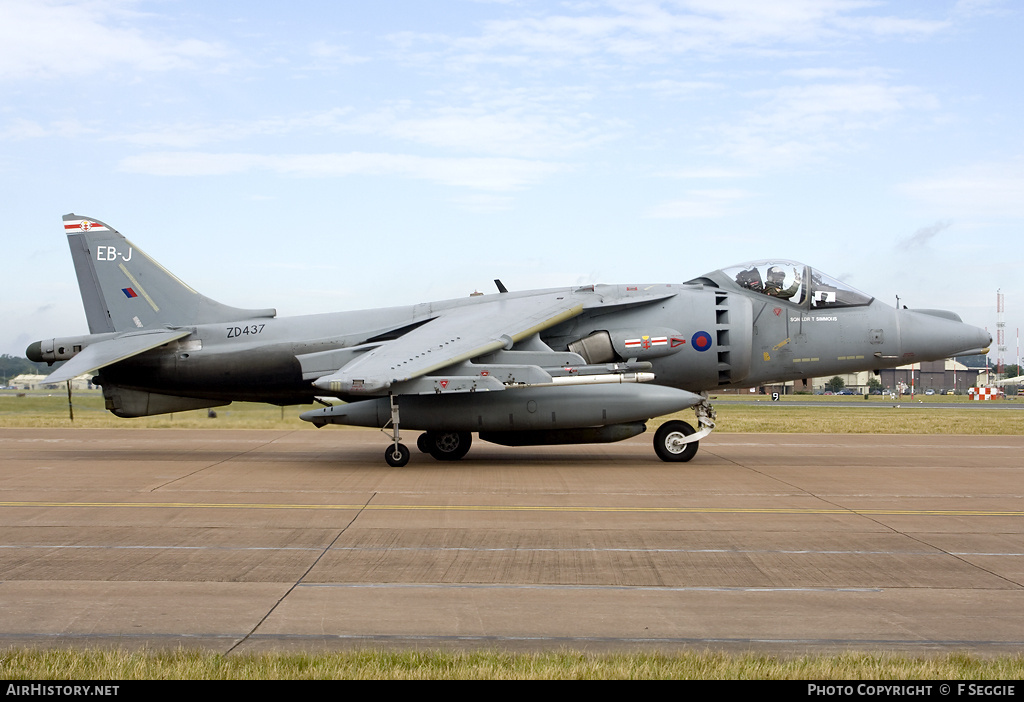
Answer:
[416,433,431,453]
[653,420,698,462]
[426,431,472,461]
[384,443,411,467]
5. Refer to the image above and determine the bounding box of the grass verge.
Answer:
[3,648,1024,680]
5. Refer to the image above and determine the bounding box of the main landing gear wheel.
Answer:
[384,443,411,467]
[420,431,473,461]
[416,433,431,453]
[654,420,698,462]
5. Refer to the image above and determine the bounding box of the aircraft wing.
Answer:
[43,330,192,384]
[313,293,585,396]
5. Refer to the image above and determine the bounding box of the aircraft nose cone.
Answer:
[899,310,991,361]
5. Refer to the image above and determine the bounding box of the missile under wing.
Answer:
[28,215,991,466]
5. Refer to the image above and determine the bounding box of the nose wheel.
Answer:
[653,420,698,462]
[653,397,716,463]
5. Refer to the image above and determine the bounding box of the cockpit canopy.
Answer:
[692,260,874,309]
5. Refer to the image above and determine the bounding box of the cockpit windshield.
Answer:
[717,260,873,309]
[729,260,806,304]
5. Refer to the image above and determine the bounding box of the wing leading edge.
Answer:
[312,292,585,396]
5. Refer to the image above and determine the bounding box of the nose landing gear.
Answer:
[652,396,716,463]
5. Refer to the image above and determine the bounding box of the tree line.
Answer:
[0,354,54,383]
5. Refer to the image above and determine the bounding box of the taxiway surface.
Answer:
[1,427,1022,654]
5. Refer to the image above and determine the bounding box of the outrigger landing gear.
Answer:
[382,394,410,467]
[653,395,717,463]
[385,442,410,467]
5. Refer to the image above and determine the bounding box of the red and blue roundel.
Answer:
[691,330,712,352]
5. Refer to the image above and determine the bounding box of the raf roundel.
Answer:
[691,330,712,352]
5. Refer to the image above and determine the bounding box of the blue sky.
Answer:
[3,0,1023,366]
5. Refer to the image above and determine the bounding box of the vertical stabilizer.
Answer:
[63,214,276,333]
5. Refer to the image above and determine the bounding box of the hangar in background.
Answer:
[749,355,988,396]
[7,374,96,392]
[877,357,986,395]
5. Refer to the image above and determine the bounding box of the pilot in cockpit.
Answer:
[764,266,801,300]
[734,267,764,292]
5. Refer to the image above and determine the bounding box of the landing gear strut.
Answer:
[382,394,410,467]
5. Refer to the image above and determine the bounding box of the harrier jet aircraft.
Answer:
[29,214,991,466]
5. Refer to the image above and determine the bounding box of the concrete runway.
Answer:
[1,426,1022,655]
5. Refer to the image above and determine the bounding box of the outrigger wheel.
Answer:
[382,394,411,467]
[385,443,411,467]
[653,420,699,462]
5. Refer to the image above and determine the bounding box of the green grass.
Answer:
[0,390,322,429]
[702,403,1024,434]
[2,648,1023,680]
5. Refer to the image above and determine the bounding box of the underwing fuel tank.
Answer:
[301,383,703,431]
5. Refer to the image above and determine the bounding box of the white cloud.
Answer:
[0,0,227,81]
[305,40,369,69]
[899,161,1024,219]
[0,117,97,141]
[118,151,569,191]
[646,188,752,218]
[709,80,938,168]
[638,79,723,98]
[656,167,753,179]
[111,109,355,148]
[359,103,615,159]
[110,92,614,158]
[402,0,953,68]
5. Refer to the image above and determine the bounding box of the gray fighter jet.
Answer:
[28,214,991,466]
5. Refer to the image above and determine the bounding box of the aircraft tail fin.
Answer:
[63,214,276,333]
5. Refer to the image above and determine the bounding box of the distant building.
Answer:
[9,374,96,391]
[876,357,984,395]
[753,356,986,395]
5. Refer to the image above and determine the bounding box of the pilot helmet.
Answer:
[736,268,762,288]
[767,266,786,285]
